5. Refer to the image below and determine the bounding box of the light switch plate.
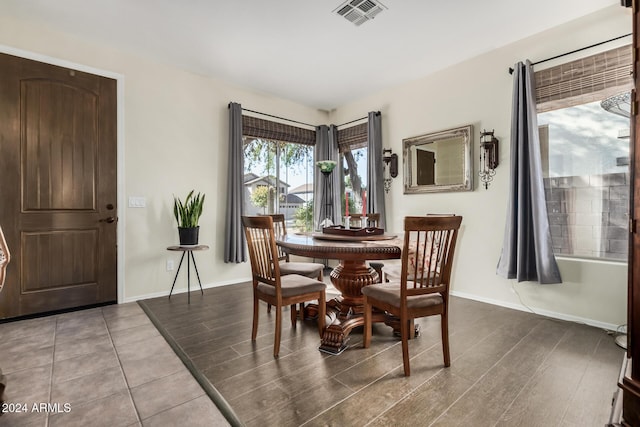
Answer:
[128,196,146,208]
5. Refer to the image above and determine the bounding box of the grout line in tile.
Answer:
[102,309,143,426]
[45,316,59,427]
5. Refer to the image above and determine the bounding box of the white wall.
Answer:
[0,13,328,302]
[0,5,631,329]
[330,5,631,329]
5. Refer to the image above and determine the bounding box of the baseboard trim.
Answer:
[122,277,252,304]
[450,290,619,331]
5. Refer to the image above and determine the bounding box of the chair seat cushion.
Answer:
[257,274,326,297]
[279,261,323,278]
[362,282,443,309]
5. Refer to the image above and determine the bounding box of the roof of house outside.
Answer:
[281,193,305,204]
[244,175,290,188]
[288,183,313,194]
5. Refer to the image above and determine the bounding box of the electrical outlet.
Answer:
[166,259,174,271]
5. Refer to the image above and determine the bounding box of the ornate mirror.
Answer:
[403,124,473,194]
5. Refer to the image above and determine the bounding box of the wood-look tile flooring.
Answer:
[0,302,229,427]
[139,281,625,427]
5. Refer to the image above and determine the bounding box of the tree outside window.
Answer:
[243,138,314,232]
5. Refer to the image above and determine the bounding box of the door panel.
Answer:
[22,230,97,292]
[0,53,117,319]
[22,80,98,211]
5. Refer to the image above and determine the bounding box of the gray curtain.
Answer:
[314,125,340,230]
[497,61,561,284]
[224,102,246,263]
[366,111,386,229]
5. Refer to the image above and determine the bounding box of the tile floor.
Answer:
[0,302,230,427]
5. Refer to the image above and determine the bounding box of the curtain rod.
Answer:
[507,33,632,75]
[336,111,380,127]
[233,105,379,128]
[241,107,316,128]
[337,116,367,127]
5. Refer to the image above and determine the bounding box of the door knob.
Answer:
[99,217,116,223]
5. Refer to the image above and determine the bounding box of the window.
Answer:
[243,138,314,232]
[338,122,368,217]
[241,115,316,233]
[342,147,368,217]
[536,45,632,260]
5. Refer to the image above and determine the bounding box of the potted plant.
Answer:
[173,190,205,245]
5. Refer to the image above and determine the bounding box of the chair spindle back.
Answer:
[265,214,289,262]
[401,216,462,298]
[242,216,280,287]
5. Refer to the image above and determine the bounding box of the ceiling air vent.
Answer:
[333,0,387,26]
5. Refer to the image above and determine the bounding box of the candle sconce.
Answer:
[479,129,499,190]
[382,148,398,193]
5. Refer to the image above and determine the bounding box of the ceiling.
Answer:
[3,0,621,110]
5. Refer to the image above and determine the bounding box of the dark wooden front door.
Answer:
[0,53,117,319]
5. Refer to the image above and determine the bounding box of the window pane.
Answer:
[538,98,630,260]
[243,138,314,232]
[278,143,314,233]
[342,146,368,218]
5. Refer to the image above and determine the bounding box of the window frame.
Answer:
[534,45,632,262]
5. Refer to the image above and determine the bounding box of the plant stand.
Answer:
[320,170,334,226]
[166,245,209,304]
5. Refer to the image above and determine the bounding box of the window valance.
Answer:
[535,44,632,112]
[242,115,315,146]
[337,122,367,153]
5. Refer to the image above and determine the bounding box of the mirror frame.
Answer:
[402,124,474,194]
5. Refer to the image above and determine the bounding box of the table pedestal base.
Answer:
[317,297,389,354]
[302,259,418,355]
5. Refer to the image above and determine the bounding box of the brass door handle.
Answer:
[99,217,116,223]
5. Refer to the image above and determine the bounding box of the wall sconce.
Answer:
[382,148,398,193]
[479,129,499,190]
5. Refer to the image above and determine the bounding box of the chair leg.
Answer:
[363,297,372,348]
[274,306,282,358]
[290,304,297,328]
[441,313,450,367]
[252,293,259,341]
[401,315,410,376]
[317,292,326,338]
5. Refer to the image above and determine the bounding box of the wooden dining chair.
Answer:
[348,213,384,282]
[381,213,456,283]
[362,215,462,376]
[0,225,10,408]
[267,214,324,280]
[242,215,327,357]
[265,213,324,317]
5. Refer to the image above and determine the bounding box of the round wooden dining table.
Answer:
[276,232,402,354]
